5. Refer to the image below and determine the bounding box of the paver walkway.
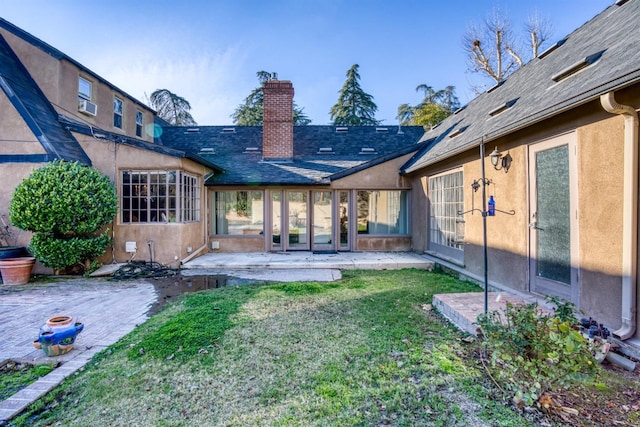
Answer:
[0,278,156,422]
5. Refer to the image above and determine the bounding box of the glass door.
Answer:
[528,134,579,303]
[338,191,350,250]
[286,191,309,250]
[312,191,333,251]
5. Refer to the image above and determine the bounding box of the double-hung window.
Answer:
[113,97,123,129]
[135,110,143,137]
[428,169,464,261]
[78,77,92,101]
[121,170,200,223]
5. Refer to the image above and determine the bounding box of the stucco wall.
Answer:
[0,29,60,105]
[0,94,47,155]
[77,136,210,267]
[1,27,154,143]
[576,116,625,328]
[331,154,414,189]
[409,98,634,331]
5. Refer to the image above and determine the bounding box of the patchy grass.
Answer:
[13,269,637,426]
[0,361,55,401]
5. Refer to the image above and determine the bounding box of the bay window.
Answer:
[121,170,200,223]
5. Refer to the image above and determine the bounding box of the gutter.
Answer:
[600,92,639,340]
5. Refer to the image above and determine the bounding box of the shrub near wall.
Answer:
[9,161,117,273]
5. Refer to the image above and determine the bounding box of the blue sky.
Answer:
[1,0,613,125]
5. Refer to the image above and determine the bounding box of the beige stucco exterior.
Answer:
[0,27,209,271]
[407,94,636,332]
[0,27,154,144]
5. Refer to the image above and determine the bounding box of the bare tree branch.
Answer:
[463,7,554,85]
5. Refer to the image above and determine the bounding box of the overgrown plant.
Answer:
[9,160,117,273]
[477,302,599,406]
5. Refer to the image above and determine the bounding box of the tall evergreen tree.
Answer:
[231,71,311,126]
[148,89,197,126]
[329,64,379,126]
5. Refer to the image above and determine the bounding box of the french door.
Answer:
[271,190,344,251]
[528,133,579,303]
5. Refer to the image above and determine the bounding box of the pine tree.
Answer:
[148,89,197,126]
[329,64,379,126]
[231,71,311,126]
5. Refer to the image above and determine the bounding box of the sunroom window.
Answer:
[121,170,200,223]
[213,191,264,235]
[356,190,409,235]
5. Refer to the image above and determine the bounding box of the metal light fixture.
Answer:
[489,147,512,172]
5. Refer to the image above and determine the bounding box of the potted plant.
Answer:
[0,214,33,285]
[0,214,29,259]
[0,256,36,285]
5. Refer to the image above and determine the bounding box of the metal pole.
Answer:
[480,139,488,316]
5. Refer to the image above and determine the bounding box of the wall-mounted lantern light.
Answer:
[489,147,512,173]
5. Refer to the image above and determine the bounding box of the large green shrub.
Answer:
[9,160,117,271]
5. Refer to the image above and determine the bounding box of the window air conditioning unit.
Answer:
[78,99,98,116]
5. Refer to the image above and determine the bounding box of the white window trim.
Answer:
[428,168,464,262]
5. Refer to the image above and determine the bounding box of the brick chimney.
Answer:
[262,78,294,161]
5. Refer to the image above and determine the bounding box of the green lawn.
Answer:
[12,270,539,426]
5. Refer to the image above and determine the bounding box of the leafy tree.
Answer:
[330,64,380,126]
[463,8,552,90]
[149,89,197,126]
[9,161,118,272]
[397,84,460,128]
[231,71,311,126]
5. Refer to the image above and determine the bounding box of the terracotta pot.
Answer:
[0,257,35,285]
[46,315,74,328]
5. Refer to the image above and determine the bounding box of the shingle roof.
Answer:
[0,33,91,164]
[58,115,223,173]
[159,125,424,185]
[402,0,640,174]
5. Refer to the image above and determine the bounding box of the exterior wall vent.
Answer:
[335,127,348,133]
[221,127,236,133]
[78,99,97,116]
[551,50,605,82]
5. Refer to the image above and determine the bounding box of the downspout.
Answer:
[600,92,638,340]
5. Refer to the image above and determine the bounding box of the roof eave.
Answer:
[403,70,640,174]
